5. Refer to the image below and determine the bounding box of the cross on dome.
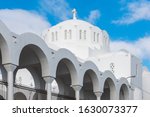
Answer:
[72,8,77,20]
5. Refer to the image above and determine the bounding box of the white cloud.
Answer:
[110,36,150,61]
[40,0,72,20]
[113,0,150,24]
[86,10,101,24]
[0,9,51,36]
[40,0,101,24]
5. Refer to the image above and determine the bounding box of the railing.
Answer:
[0,80,75,100]
[0,80,7,85]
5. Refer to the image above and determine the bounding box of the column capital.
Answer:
[94,91,103,100]
[43,76,55,83]
[71,85,82,91]
[4,63,17,72]
[43,76,54,100]
[71,85,82,100]
[4,63,17,100]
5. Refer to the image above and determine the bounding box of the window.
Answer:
[103,34,106,45]
[51,32,54,41]
[65,30,67,40]
[55,31,58,40]
[104,37,106,45]
[79,30,82,39]
[69,30,72,39]
[136,64,138,76]
[84,30,86,40]
[97,33,99,42]
[93,32,96,42]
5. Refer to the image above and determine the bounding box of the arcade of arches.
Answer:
[0,19,131,100]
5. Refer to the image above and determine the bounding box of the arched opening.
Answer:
[0,34,3,67]
[14,92,27,100]
[0,55,7,82]
[0,55,6,99]
[0,51,2,81]
[15,68,35,88]
[1,31,20,100]
[56,59,76,100]
[0,39,3,81]
[80,70,97,100]
[0,69,2,81]
[0,34,8,82]
[119,84,129,100]
[0,85,6,99]
[0,95,4,100]
[15,44,48,100]
[15,68,39,100]
[101,78,116,100]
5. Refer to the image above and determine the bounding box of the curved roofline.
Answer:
[50,19,102,31]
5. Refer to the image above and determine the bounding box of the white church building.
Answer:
[0,9,150,100]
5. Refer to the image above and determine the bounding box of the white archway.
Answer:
[118,78,130,100]
[14,41,51,99]
[55,58,77,100]
[119,84,129,100]
[15,33,52,77]
[80,61,101,100]
[49,49,80,85]
[101,71,117,100]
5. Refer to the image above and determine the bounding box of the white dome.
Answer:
[43,15,110,60]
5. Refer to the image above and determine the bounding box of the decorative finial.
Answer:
[72,8,77,20]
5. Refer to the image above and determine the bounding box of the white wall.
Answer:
[90,51,132,79]
[142,68,150,100]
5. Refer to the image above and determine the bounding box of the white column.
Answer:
[94,92,103,100]
[72,85,82,100]
[44,76,54,100]
[4,64,17,100]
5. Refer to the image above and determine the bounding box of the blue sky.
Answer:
[0,0,150,70]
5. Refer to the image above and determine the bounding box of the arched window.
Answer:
[93,32,96,42]
[55,31,58,40]
[136,64,138,76]
[65,30,67,40]
[97,33,99,42]
[69,30,72,39]
[103,34,106,45]
[79,30,82,40]
[51,32,54,41]
[84,30,86,40]
[104,37,107,45]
